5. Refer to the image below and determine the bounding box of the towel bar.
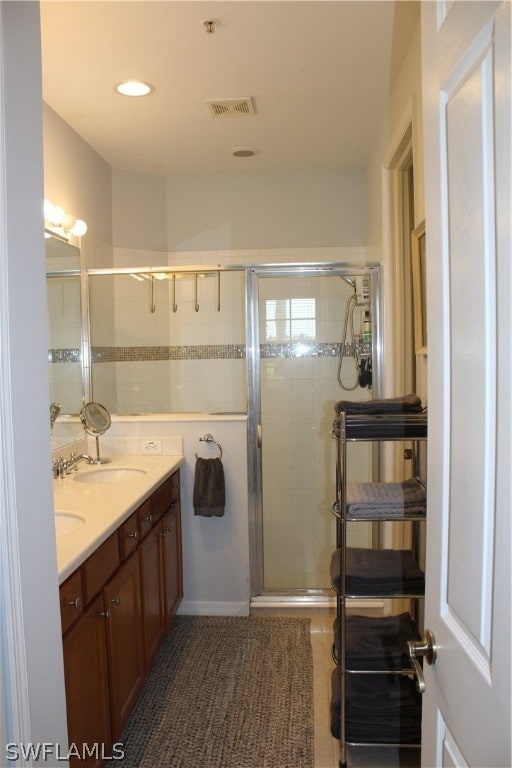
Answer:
[195,433,223,459]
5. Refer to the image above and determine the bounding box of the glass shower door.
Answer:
[254,269,375,594]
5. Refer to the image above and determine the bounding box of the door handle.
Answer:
[257,424,262,449]
[407,629,437,693]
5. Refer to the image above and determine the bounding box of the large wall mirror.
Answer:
[46,235,85,449]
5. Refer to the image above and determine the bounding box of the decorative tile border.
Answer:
[260,342,369,358]
[48,348,81,363]
[49,342,370,363]
[91,345,246,362]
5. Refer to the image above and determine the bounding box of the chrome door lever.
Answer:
[407,629,437,693]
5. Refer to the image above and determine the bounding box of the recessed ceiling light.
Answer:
[115,81,155,97]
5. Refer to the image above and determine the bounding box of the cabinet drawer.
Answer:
[82,532,120,605]
[119,511,139,560]
[151,478,172,522]
[137,499,154,540]
[60,569,84,634]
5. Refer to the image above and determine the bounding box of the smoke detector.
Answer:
[232,147,256,158]
[205,97,256,118]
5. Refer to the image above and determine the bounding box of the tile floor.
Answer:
[252,606,421,768]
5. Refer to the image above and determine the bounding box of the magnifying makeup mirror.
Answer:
[80,402,112,464]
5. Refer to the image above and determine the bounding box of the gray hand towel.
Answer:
[193,457,226,517]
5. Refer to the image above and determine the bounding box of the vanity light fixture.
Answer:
[115,80,155,97]
[44,199,87,240]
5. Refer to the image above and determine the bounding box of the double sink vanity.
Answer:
[53,454,184,766]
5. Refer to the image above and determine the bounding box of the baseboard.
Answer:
[178,600,250,616]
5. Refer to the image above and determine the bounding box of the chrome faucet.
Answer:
[52,452,94,479]
[66,453,95,471]
[50,402,61,432]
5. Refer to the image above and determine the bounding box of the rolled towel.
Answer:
[193,457,226,517]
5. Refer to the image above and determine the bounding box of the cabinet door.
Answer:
[139,522,165,672]
[160,502,183,629]
[103,551,145,740]
[63,594,111,768]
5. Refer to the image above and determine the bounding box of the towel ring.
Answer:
[195,433,223,460]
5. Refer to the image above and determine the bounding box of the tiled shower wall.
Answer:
[47,274,82,414]
[90,268,246,414]
[89,245,369,415]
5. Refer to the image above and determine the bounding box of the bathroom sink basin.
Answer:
[73,467,147,484]
[54,512,86,536]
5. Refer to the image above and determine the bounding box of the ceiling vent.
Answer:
[205,97,255,118]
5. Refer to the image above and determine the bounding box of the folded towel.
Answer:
[330,670,422,743]
[193,457,226,517]
[333,612,420,670]
[346,479,426,519]
[330,547,425,596]
[334,394,423,414]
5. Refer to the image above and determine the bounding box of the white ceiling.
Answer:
[40,1,419,177]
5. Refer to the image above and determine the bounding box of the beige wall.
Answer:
[364,19,427,406]
[366,21,424,254]
[43,103,113,248]
[111,167,366,253]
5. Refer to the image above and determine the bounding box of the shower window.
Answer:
[265,298,316,342]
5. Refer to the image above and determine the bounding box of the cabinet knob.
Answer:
[68,597,81,609]
[172,483,181,489]
[127,531,138,539]
[110,596,120,606]
[100,609,111,619]
[160,530,167,539]
[144,514,153,524]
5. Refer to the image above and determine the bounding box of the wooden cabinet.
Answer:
[161,501,182,629]
[118,511,139,560]
[139,522,165,671]
[59,568,84,634]
[63,594,112,768]
[103,551,145,737]
[59,469,182,762]
[82,532,120,605]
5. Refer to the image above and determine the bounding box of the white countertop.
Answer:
[53,454,184,584]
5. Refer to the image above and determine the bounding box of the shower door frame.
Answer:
[246,262,383,601]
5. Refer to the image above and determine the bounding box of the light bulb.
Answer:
[43,199,54,220]
[115,81,154,97]
[70,219,87,237]
[64,214,77,231]
[51,206,66,225]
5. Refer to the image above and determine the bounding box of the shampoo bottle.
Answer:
[362,311,372,343]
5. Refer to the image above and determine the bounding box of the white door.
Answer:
[421,2,511,767]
